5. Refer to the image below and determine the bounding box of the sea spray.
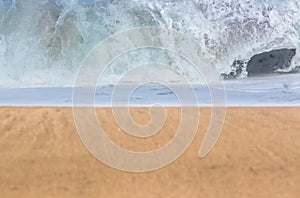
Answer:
[0,0,299,87]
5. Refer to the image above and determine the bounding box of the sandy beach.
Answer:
[0,107,299,197]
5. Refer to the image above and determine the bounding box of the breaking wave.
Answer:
[0,0,299,87]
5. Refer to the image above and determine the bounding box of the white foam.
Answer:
[0,0,299,87]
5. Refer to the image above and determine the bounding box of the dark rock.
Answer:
[246,48,296,76]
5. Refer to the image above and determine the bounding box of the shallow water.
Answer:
[0,73,299,106]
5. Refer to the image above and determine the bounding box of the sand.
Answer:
[0,107,299,197]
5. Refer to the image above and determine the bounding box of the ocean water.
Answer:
[0,0,300,86]
[0,0,299,106]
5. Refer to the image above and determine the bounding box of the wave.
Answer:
[0,0,299,87]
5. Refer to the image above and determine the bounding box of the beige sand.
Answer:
[0,107,299,197]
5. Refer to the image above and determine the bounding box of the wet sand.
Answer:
[0,107,299,197]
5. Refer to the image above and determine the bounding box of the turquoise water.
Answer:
[0,0,299,87]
